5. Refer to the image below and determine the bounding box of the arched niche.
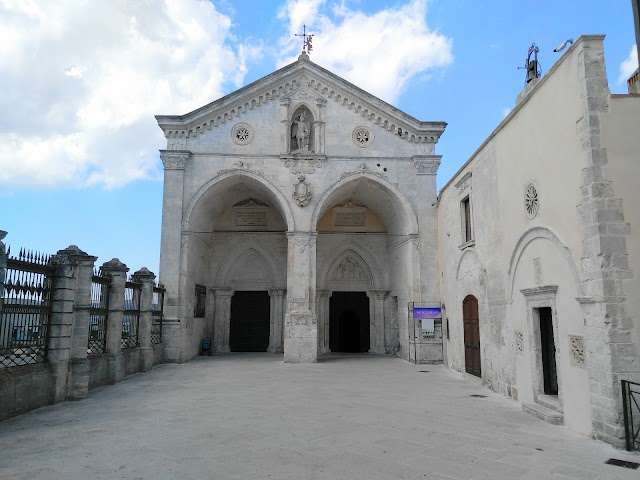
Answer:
[324,249,374,292]
[217,247,281,291]
[290,105,314,153]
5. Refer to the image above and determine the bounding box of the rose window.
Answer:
[231,123,254,145]
[352,126,373,147]
[525,184,539,219]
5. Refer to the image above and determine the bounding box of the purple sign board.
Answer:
[413,307,442,319]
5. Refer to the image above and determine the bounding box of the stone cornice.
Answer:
[156,61,446,145]
[520,285,558,297]
[160,150,192,170]
[279,155,326,174]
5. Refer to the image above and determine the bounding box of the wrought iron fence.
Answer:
[122,279,141,349]
[622,379,640,451]
[88,268,110,355]
[0,248,55,368]
[151,284,165,345]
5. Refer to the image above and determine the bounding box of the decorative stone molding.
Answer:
[412,155,441,175]
[231,123,254,145]
[455,171,472,193]
[515,331,524,354]
[352,126,374,148]
[331,256,371,282]
[285,309,316,326]
[158,72,445,144]
[569,335,585,367]
[215,160,264,178]
[525,183,539,219]
[289,236,310,253]
[340,162,387,181]
[160,150,191,170]
[292,175,312,207]
[279,155,325,174]
[521,285,558,298]
[387,234,418,252]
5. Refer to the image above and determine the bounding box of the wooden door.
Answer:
[229,291,270,352]
[463,295,481,377]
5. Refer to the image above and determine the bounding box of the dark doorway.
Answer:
[329,292,370,352]
[463,295,481,377]
[229,291,270,352]
[538,307,558,395]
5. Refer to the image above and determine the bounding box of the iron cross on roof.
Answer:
[295,24,314,54]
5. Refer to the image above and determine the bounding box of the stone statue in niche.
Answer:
[291,108,313,153]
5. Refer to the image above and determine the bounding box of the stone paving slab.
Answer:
[0,354,638,480]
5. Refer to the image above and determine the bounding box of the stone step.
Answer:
[522,402,564,425]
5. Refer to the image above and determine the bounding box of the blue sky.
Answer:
[0,0,637,276]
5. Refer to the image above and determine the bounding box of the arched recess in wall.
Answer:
[183,170,295,234]
[507,226,584,302]
[310,173,418,235]
[321,249,376,291]
[214,243,284,290]
[317,238,386,290]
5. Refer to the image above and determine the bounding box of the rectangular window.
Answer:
[194,284,206,318]
[461,196,472,243]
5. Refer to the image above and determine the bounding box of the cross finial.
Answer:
[295,24,314,55]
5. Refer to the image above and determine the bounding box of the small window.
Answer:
[194,284,206,318]
[461,196,473,243]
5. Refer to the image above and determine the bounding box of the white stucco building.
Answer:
[156,36,640,447]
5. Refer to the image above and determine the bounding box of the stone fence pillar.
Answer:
[133,267,156,372]
[102,258,129,384]
[0,231,7,318]
[49,246,97,403]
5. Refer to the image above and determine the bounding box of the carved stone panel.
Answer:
[569,335,585,367]
[334,202,366,226]
[292,175,312,207]
[515,331,524,355]
[233,199,267,227]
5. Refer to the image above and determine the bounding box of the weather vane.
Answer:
[295,24,314,54]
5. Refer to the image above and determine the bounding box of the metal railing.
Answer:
[88,268,110,355]
[0,248,55,368]
[151,284,165,345]
[622,379,640,451]
[122,279,141,349]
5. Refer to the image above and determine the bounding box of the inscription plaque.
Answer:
[233,199,268,226]
[334,201,366,227]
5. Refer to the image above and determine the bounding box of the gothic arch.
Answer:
[214,242,285,289]
[183,170,295,233]
[311,173,419,235]
[507,226,584,301]
[323,249,374,292]
[455,247,485,282]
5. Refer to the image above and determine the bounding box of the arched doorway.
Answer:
[463,295,481,377]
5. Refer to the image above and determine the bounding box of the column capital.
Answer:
[160,150,192,170]
[412,155,441,175]
[268,288,286,298]
[214,288,234,299]
[366,289,390,300]
[316,289,332,299]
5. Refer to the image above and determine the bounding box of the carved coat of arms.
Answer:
[292,175,312,207]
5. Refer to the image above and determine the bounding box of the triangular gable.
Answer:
[156,53,446,145]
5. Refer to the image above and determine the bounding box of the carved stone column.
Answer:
[213,288,234,353]
[101,258,129,384]
[367,290,389,354]
[159,150,191,363]
[268,289,285,353]
[133,267,156,372]
[284,233,317,363]
[316,290,332,354]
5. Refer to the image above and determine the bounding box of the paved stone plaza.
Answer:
[0,355,637,480]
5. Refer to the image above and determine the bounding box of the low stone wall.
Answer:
[0,364,52,421]
[153,344,164,366]
[88,354,109,390]
[123,348,140,376]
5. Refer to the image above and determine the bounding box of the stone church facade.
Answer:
[157,36,640,446]
[156,51,445,365]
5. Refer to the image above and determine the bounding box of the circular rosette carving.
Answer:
[231,123,254,146]
[352,126,374,148]
[525,183,539,219]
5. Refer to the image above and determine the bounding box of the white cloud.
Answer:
[0,0,255,190]
[276,0,453,104]
[618,44,638,84]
